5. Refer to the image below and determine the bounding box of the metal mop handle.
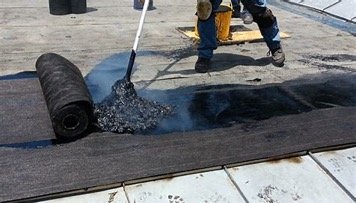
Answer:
[125,0,150,81]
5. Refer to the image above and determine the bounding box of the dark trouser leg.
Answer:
[241,0,281,51]
[197,0,222,59]
[231,0,241,16]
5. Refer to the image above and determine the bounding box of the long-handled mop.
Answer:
[124,0,150,82]
[94,0,173,133]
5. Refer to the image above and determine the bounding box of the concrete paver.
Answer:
[227,156,354,203]
[313,148,356,198]
[125,170,246,203]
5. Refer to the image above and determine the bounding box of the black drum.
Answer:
[49,0,71,15]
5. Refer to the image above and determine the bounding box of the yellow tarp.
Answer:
[177,26,291,45]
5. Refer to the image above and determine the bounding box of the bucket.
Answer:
[215,4,232,41]
[49,0,71,15]
[195,3,232,41]
[133,0,154,10]
[71,0,87,14]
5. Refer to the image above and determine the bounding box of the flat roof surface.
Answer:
[40,147,355,203]
[0,0,355,202]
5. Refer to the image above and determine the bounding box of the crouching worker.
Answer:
[195,0,286,73]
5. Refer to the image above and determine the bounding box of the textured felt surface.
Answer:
[0,79,56,144]
[0,79,356,202]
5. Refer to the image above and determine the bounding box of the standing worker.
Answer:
[195,0,286,73]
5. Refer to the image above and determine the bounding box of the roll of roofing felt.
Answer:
[36,53,93,140]
[49,0,71,15]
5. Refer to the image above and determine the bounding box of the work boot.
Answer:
[269,47,285,67]
[241,10,253,24]
[195,57,211,73]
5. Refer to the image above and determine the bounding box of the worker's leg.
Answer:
[231,0,239,7]
[231,0,241,18]
[197,0,222,59]
[241,0,285,66]
[241,0,280,50]
[195,0,222,73]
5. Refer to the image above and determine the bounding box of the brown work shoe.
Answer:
[269,47,285,67]
[195,57,211,73]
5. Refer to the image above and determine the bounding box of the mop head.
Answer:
[94,79,174,133]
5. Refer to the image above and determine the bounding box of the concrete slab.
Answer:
[288,0,338,10]
[313,148,356,198]
[226,156,354,203]
[124,170,246,203]
[288,0,356,21]
[39,188,128,203]
[325,1,356,21]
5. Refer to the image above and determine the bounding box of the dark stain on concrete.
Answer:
[299,53,356,72]
[268,159,282,164]
[287,157,303,164]
[107,191,118,203]
[309,54,356,62]
[257,185,279,203]
[269,157,303,164]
